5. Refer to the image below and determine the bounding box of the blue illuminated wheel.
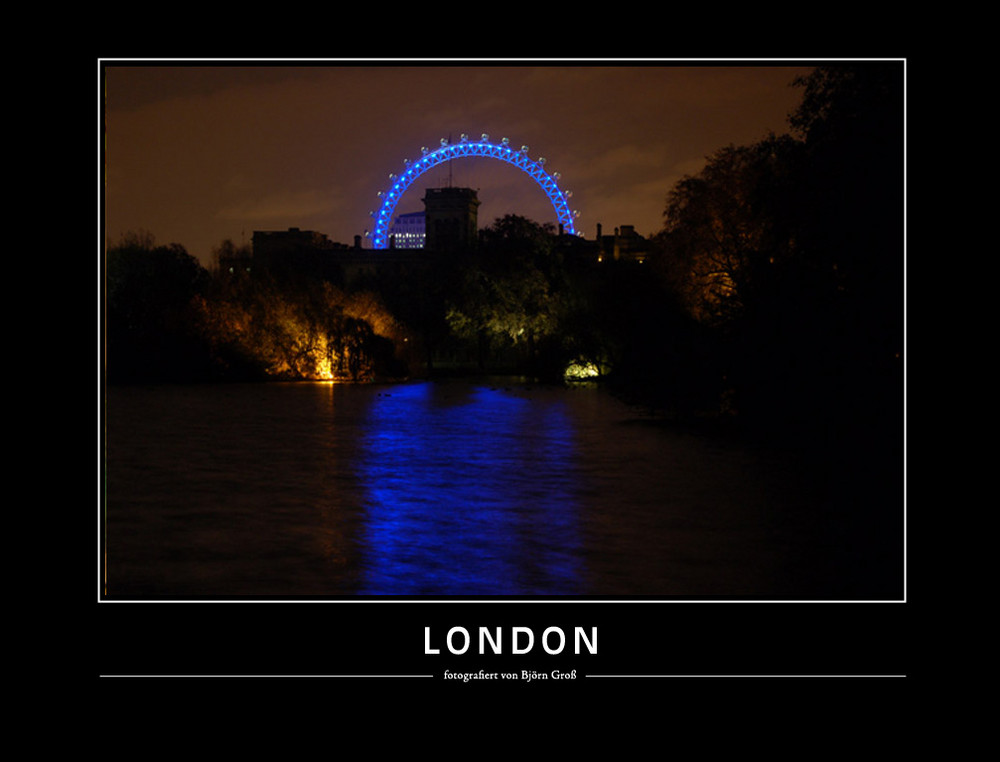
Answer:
[368,134,579,249]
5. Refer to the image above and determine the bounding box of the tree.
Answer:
[106,231,212,381]
[193,271,404,382]
[651,63,904,430]
[446,215,569,373]
[211,238,252,276]
[655,134,804,331]
[789,63,904,377]
[652,132,835,423]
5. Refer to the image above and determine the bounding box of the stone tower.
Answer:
[422,187,480,253]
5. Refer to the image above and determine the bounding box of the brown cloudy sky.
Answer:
[102,61,816,267]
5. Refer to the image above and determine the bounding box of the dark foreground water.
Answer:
[103,379,903,599]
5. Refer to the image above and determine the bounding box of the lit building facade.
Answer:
[388,211,426,249]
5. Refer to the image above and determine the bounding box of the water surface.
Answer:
[103,379,897,598]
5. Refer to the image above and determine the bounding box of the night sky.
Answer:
[102,62,815,268]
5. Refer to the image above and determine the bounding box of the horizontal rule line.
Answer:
[99,675,436,678]
[585,674,907,679]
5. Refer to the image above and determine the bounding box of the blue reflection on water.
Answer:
[357,381,584,595]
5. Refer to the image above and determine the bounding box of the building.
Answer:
[247,190,649,289]
[251,227,352,282]
[423,187,480,253]
[595,223,648,264]
[252,227,344,259]
[388,211,426,249]
[249,225,430,287]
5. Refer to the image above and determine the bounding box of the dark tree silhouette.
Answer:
[649,62,904,435]
[106,232,213,382]
[789,63,905,406]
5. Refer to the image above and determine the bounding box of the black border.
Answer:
[95,57,914,697]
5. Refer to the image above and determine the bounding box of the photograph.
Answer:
[97,59,908,686]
